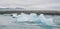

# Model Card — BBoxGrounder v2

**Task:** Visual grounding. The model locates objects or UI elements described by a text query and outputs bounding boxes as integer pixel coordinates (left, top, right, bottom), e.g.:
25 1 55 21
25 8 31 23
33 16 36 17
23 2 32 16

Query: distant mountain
0 8 25 11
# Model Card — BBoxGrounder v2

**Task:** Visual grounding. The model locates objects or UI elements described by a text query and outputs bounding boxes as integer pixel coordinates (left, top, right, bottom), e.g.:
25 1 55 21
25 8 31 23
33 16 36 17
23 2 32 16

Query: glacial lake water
0 14 60 29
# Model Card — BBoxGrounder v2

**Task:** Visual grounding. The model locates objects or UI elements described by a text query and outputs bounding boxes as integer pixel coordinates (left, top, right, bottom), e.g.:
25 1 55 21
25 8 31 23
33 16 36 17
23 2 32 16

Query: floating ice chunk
38 14 47 23
16 13 38 22
29 13 38 21
20 13 27 16
30 13 37 17
17 16 29 22
11 13 18 18
38 14 55 26
17 13 30 22
46 18 56 26
12 13 26 18
16 13 56 26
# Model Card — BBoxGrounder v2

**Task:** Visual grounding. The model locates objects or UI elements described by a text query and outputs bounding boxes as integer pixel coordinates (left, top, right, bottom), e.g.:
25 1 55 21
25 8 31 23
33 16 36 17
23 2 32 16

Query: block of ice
15 13 56 26
30 13 37 18
29 13 38 21
11 13 18 18
17 13 31 22
17 13 38 22
38 14 55 26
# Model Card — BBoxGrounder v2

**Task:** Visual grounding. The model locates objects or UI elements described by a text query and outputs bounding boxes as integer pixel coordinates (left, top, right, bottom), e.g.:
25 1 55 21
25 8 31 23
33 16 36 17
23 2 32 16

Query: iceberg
30 13 37 17
38 14 56 26
12 13 56 26
16 13 38 22
11 13 18 18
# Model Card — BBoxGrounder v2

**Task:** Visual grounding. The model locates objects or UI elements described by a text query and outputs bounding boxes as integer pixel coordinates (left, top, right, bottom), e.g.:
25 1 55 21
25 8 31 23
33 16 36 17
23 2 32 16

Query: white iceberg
11 13 18 18
16 13 38 22
13 13 56 26
38 14 56 26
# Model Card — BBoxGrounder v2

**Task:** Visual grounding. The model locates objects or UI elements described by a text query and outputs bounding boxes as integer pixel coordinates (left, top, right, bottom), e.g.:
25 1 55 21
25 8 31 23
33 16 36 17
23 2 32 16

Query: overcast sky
0 0 60 10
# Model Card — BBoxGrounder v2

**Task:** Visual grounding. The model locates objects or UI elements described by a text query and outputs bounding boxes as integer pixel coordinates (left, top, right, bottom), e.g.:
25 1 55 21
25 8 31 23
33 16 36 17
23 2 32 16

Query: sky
0 0 60 10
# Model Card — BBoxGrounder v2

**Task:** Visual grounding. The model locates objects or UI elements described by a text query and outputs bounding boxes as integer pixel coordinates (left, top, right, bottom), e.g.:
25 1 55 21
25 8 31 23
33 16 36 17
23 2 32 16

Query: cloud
0 0 60 10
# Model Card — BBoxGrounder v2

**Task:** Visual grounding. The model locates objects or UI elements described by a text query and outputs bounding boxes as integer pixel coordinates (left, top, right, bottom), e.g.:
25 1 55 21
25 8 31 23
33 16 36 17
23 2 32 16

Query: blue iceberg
12 13 56 26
